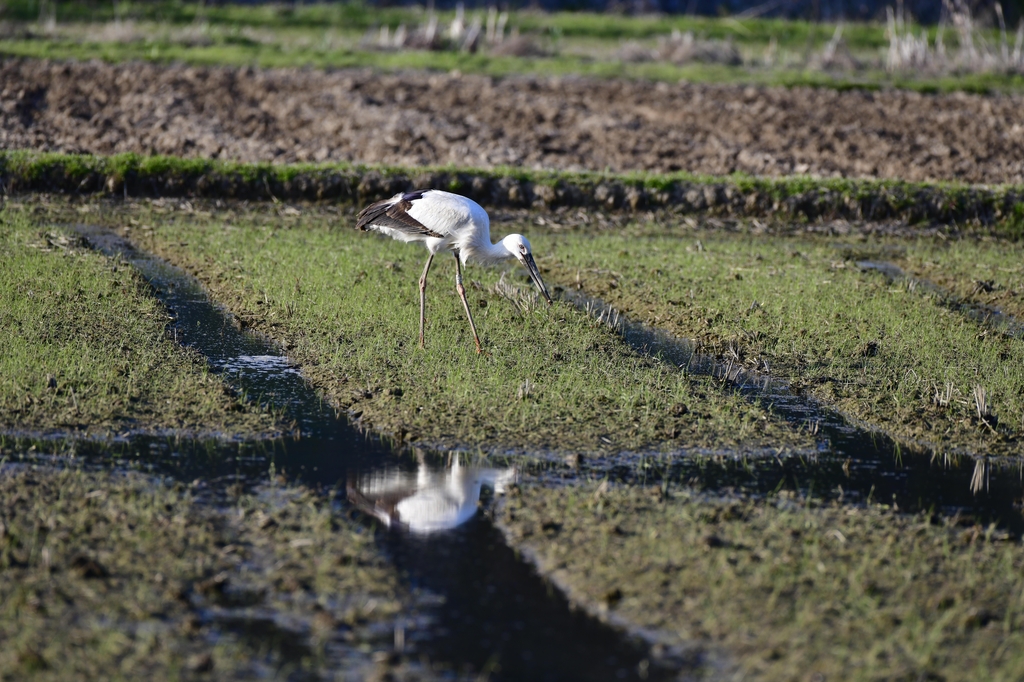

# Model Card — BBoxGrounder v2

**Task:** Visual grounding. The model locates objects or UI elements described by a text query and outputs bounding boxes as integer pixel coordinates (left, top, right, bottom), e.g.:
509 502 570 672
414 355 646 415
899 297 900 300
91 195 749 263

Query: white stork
356 189 552 353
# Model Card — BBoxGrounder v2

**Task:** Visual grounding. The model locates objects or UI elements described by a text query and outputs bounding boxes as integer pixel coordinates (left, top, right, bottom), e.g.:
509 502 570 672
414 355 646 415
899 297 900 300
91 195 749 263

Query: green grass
0 199 276 436
0 462 412 680
12 193 1022 457
4 0 428 32
3 2 1023 93
500 482 1024 680
535 225 1024 456
91 198 813 456
523 12 890 46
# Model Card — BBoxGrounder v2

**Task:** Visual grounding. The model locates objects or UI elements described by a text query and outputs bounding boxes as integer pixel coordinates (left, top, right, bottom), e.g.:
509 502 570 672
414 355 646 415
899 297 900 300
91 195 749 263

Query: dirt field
3 58 1024 185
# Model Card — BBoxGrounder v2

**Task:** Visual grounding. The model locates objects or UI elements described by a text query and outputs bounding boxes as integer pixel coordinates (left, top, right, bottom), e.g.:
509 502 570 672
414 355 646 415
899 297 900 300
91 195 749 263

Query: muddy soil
2 58 1023 184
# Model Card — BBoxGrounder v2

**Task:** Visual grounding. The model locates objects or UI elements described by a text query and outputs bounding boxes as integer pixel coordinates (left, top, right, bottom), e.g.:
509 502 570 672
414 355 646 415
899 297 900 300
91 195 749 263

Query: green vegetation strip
0 200 275 437
541 226 1024 456
5 36 1019 95
4 151 1023 231
0 463 414 680
83 197 810 455
0 1 905 47
2 0 1006 52
499 482 1024 680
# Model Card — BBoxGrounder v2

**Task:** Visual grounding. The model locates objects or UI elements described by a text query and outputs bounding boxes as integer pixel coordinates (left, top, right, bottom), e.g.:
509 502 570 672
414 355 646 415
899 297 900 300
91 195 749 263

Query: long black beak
522 253 553 305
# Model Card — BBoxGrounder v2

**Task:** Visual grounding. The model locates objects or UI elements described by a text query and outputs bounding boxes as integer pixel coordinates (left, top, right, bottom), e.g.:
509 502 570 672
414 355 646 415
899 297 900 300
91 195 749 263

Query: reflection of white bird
356 189 552 353
347 458 517 535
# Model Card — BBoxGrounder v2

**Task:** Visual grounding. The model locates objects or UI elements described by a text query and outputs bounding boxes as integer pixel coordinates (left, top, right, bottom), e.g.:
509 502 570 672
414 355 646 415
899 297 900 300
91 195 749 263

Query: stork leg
453 252 482 354
418 252 434 349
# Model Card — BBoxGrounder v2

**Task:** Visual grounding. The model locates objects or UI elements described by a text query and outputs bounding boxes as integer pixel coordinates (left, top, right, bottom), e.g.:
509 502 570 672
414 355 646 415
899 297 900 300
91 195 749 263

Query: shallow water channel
560 288 1024 534
14 226 1023 679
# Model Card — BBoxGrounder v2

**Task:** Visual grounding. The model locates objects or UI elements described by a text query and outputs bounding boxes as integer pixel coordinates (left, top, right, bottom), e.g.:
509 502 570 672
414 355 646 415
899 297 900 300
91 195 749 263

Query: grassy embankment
499 482 1024 681
3 151 1022 232
32 195 810 457
538 226 1024 457
2 1 1022 93
0 201 276 437
0 462 419 681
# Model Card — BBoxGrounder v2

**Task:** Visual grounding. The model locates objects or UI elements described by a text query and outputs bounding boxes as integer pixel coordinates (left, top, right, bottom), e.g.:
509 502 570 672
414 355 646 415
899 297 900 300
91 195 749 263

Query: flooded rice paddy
4 208 1024 679
15 225 687 680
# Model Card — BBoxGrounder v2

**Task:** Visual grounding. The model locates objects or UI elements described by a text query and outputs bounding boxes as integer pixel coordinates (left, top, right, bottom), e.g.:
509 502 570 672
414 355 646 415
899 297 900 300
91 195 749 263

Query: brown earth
2 58 1024 184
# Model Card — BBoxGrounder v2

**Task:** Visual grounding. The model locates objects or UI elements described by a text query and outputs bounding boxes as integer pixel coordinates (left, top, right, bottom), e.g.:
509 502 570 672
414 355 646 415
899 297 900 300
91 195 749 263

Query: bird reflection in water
347 455 517 535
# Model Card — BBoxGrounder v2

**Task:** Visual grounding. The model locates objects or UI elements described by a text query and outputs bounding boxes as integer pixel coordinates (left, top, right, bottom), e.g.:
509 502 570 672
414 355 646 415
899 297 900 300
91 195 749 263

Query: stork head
501 234 552 305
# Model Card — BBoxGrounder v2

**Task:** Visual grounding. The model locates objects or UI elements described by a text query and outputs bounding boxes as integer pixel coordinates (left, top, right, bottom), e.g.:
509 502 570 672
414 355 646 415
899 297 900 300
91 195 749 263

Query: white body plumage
360 190 527 265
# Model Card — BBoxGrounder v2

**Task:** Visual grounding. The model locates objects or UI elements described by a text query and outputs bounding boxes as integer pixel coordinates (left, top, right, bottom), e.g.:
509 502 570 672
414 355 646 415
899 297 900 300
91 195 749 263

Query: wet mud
3 59 1024 184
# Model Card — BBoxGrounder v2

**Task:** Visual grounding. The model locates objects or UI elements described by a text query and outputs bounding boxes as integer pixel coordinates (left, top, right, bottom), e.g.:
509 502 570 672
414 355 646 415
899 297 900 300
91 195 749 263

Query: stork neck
465 238 513 266
486 239 513 261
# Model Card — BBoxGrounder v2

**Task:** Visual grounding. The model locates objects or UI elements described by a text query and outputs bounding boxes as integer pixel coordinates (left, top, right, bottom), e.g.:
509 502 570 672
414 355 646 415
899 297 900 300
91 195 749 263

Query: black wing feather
355 190 443 238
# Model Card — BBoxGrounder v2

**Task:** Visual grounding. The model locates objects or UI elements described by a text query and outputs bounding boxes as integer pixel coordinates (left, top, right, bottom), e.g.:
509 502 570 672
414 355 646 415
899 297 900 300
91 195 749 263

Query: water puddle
349 455 518 534
57 225 684 680
217 354 303 377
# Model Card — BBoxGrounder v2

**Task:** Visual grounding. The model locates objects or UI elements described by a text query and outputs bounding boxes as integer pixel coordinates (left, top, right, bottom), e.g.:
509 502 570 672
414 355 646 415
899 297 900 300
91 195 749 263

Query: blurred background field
2 0 1024 91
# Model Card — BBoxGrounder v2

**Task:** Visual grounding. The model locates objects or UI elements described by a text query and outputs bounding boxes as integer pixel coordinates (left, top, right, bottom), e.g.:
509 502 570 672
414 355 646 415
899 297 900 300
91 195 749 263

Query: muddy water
69 226 685 681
